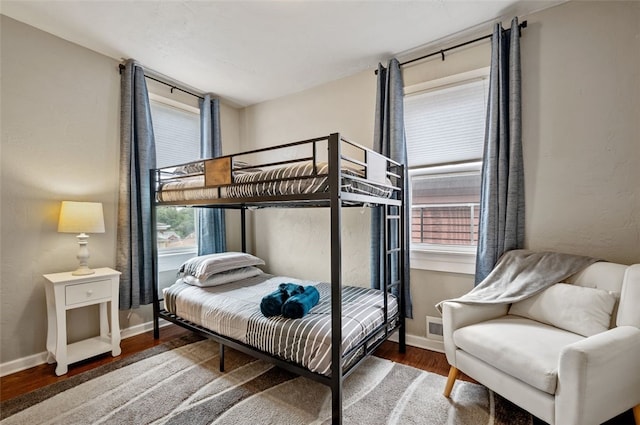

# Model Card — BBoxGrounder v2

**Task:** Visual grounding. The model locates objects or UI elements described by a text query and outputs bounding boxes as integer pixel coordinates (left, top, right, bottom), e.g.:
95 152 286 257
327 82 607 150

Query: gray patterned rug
1 335 534 425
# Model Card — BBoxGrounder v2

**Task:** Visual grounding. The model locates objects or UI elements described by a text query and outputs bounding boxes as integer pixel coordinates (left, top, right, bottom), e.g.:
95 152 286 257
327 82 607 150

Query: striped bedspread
163 274 398 376
157 161 392 202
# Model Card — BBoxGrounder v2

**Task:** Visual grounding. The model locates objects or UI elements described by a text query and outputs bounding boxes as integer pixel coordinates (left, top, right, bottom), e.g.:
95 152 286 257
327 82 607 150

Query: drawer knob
86 290 93 297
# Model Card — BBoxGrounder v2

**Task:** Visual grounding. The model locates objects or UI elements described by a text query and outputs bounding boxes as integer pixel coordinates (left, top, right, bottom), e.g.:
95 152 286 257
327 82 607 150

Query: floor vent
426 316 444 341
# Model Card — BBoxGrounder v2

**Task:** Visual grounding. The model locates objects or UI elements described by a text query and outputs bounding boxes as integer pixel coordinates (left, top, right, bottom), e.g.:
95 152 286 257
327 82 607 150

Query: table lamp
58 201 105 275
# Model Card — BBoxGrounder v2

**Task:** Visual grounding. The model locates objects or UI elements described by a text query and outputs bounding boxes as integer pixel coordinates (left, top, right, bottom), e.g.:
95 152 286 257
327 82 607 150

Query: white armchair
441 261 640 425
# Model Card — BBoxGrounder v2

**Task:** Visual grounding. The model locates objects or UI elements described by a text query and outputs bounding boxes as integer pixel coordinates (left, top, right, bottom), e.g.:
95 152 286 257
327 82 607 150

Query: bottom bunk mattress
163 274 398 376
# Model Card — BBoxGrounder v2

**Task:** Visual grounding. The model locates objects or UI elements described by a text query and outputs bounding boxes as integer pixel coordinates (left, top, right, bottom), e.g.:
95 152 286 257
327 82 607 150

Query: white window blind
404 78 488 168
150 100 200 168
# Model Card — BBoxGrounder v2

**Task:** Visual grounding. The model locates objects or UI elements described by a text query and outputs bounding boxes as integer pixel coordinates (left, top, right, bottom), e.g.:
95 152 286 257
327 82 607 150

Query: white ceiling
1 0 561 107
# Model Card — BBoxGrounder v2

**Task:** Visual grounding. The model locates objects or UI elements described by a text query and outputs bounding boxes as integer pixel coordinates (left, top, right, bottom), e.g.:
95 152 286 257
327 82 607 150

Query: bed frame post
241 207 247 253
219 343 225 372
150 169 160 339
382 204 389 324
328 132 343 425
398 163 407 353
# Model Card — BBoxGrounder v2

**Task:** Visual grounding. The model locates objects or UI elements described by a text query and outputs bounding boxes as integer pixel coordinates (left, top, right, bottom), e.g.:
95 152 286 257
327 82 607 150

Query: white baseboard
0 319 171 377
1 321 442 377
387 332 445 354
120 319 171 340
0 352 51 378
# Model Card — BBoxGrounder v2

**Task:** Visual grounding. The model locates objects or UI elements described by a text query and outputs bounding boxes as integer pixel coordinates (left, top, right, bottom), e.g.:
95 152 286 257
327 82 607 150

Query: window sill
410 246 476 275
158 248 197 273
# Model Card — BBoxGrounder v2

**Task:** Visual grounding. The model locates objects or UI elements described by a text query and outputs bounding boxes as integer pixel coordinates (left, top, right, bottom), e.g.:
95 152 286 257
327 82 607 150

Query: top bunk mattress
156 161 394 203
163 273 398 376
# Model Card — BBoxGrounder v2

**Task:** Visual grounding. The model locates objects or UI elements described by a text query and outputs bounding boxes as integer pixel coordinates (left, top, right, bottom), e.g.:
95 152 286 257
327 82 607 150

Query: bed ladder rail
383 204 401 297
382 203 405 352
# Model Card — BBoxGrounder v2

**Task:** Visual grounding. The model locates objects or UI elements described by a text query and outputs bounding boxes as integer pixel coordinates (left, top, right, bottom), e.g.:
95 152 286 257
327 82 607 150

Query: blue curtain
197 94 226 255
371 58 413 318
475 17 525 284
116 59 156 309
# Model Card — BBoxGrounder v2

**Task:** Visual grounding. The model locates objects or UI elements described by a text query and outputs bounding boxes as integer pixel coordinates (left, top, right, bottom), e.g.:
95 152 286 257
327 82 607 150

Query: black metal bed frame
150 133 407 425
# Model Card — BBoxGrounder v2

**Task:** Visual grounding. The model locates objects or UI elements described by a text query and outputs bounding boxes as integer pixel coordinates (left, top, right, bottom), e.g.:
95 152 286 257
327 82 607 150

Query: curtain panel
371 58 413 318
197 94 226 255
116 59 157 309
475 17 525 284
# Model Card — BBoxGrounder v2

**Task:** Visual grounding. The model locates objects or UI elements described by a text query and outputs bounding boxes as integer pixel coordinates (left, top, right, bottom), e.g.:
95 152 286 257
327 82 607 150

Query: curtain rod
118 63 205 100
378 20 527 73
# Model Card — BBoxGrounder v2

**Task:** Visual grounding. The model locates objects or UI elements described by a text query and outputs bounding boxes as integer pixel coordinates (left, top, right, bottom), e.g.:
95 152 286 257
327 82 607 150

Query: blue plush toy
282 286 320 319
260 283 304 317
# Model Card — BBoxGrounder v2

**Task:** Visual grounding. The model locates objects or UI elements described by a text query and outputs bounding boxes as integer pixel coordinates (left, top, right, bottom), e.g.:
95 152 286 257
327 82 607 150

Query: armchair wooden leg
444 366 459 398
633 404 639 425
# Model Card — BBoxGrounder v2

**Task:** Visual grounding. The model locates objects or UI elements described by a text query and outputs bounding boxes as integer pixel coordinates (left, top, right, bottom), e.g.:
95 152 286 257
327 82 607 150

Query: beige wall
521 1 639 265
240 72 378 285
1 15 120 364
1 0 639 367
0 16 242 365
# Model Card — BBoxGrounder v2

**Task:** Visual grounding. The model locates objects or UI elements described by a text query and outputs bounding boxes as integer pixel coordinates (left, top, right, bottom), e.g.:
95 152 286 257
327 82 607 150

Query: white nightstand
43 267 122 376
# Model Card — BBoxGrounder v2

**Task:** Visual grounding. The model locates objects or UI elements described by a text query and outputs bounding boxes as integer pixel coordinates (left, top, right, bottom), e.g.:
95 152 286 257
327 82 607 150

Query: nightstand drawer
65 280 112 306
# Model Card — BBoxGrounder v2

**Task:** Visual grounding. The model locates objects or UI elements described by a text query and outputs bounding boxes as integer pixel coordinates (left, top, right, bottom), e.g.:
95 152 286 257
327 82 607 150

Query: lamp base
71 266 95 276
73 233 94 276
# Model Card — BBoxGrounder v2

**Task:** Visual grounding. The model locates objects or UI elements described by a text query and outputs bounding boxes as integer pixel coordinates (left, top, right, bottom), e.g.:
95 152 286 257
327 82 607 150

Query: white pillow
508 283 617 337
179 252 265 281
173 161 204 175
181 266 263 287
232 160 262 175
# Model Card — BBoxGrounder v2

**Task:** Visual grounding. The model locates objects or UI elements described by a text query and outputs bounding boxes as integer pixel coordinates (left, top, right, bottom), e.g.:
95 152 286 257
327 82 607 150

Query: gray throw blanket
436 250 600 312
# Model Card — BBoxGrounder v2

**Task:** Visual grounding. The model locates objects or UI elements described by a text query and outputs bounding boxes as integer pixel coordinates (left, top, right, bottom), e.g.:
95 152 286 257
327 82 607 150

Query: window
410 163 481 245
149 95 200 259
404 68 489 273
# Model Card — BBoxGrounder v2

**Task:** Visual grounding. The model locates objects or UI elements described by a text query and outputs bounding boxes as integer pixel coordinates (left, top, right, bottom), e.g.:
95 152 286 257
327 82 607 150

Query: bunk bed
151 132 407 425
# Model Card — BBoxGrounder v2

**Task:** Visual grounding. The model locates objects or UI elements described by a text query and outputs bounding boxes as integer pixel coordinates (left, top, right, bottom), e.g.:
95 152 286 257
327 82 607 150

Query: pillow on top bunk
173 162 204 175
181 266 263 287
172 160 260 176
232 160 262 175
179 251 265 281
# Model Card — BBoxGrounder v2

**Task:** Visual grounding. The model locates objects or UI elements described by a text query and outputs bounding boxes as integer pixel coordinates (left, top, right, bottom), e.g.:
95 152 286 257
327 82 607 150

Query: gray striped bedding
163 274 398 376
157 161 392 202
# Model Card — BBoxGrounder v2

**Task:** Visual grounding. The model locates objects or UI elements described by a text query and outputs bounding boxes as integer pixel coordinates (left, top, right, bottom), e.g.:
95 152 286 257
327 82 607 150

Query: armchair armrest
556 326 640 425
441 301 509 365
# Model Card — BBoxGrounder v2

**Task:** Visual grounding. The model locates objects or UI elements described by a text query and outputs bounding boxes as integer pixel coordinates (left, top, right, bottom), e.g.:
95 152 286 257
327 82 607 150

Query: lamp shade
58 201 105 234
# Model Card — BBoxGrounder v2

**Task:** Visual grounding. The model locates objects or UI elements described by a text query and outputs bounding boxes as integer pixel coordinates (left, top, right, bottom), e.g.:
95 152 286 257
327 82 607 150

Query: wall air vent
426 316 444 341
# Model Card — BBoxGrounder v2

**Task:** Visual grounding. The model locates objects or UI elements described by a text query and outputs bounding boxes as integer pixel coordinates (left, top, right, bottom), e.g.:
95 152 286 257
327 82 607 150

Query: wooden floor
5 326 637 424
1 324 473 402
1 325 189 401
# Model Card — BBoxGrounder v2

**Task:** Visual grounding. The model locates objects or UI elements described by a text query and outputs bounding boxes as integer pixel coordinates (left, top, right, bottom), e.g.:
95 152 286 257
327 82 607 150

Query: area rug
1 335 534 425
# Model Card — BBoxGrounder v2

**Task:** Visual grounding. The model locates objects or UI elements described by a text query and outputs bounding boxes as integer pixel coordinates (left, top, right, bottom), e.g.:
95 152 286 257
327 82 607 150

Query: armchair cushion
509 283 617 337
453 315 584 394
